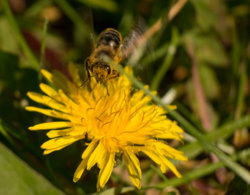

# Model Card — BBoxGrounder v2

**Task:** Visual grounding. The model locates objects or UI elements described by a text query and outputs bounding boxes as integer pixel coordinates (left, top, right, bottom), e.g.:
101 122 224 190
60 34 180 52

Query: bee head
91 61 111 82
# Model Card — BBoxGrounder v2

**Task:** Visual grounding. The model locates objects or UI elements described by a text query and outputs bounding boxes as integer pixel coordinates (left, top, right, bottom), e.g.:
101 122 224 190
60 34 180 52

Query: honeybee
84 27 144 84
85 28 123 84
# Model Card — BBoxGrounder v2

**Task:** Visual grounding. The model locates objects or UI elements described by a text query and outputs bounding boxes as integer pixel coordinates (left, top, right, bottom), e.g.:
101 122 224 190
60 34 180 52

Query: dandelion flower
26 63 187 190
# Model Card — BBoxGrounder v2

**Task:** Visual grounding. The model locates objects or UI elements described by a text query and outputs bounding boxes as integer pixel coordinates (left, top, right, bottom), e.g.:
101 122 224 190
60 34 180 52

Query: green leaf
193 35 228 67
190 0 216 30
0 143 64 195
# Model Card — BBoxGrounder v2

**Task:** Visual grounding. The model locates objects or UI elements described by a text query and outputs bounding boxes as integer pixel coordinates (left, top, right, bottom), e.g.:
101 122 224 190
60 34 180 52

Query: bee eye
105 65 111 74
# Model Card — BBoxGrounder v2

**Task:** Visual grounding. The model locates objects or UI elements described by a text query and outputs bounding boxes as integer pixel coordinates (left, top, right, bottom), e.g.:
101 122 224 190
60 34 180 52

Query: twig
168 0 188 21
186 38 212 131
186 38 228 184
126 0 188 57
40 18 49 69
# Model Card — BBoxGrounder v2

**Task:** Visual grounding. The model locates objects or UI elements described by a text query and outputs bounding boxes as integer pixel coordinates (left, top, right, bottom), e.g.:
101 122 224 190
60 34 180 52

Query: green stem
40 18 49 68
109 60 250 184
151 28 179 90
235 63 247 119
2 0 40 71
150 165 168 182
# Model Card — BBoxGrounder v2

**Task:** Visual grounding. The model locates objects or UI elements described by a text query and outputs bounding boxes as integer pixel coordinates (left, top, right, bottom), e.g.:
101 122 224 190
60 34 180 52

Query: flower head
26 63 187 190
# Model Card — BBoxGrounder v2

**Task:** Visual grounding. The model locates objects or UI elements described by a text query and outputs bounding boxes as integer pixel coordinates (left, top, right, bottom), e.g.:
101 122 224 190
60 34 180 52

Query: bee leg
81 70 91 87
81 59 91 87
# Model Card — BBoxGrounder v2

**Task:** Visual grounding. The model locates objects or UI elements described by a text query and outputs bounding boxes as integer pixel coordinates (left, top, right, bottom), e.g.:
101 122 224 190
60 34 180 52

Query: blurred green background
0 0 249 194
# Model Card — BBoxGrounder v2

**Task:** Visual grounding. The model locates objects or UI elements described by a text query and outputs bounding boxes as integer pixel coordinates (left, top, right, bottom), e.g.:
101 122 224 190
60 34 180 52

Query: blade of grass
176 103 205 131
0 119 14 145
150 165 168 182
108 59 250 184
40 18 49 69
235 64 247 120
180 114 250 158
2 0 40 71
141 42 169 68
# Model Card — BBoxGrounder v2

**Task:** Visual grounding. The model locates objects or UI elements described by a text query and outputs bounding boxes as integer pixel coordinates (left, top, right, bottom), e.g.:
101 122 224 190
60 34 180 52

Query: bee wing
119 19 146 61
119 18 152 67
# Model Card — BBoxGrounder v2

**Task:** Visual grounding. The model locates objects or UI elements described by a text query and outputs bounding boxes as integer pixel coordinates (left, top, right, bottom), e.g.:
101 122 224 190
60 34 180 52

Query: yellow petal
73 160 87 182
167 105 177 110
142 149 167 173
52 70 72 93
27 92 44 103
162 158 182 178
124 150 141 179
41 69 71 93
39 83 58 98
72 141 99 182
155 132 183 140
68 62 83 86
168 121 184 133
41 136 80 150
123 151 141 189
81 140 98 159
43 146 66 155
29 121 71 130
58 89 77 108
27 92 68 113
87 141 104 170
142 144 184 177
96 145 109 169
155 141 187 161
25 106 69 120
41 69 53 83
127 174 141 189
97 153 115 190
46 128 85 138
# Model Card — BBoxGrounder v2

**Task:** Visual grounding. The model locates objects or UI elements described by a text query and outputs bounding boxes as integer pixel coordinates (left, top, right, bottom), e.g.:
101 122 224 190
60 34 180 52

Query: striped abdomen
96 28 122 52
